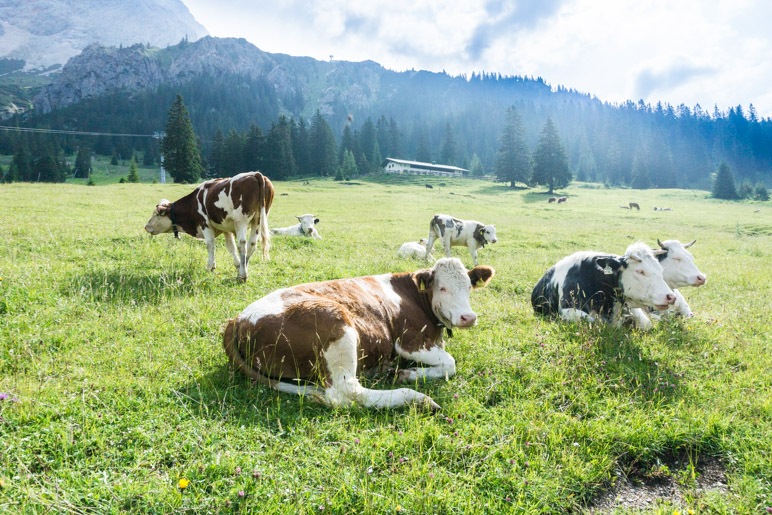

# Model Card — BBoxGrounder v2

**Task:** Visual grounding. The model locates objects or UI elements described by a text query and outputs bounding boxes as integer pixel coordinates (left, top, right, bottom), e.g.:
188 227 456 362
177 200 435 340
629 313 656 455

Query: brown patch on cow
226 272 446 386
469 265 495 288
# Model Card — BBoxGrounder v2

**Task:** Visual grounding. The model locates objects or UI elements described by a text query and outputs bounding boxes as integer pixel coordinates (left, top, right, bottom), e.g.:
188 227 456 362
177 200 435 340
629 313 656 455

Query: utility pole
153 131 166 183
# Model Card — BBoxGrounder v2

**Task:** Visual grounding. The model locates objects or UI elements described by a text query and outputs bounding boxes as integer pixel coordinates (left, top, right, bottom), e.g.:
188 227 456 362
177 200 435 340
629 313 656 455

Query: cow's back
199 172 273 226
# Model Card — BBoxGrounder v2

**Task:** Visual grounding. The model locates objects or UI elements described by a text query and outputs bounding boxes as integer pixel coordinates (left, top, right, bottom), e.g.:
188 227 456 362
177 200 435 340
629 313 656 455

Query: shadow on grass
63 268 234 305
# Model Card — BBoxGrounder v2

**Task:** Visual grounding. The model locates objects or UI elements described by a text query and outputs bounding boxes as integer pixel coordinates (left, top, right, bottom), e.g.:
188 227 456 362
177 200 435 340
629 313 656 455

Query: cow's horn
684 239 696 248
657 238 667 249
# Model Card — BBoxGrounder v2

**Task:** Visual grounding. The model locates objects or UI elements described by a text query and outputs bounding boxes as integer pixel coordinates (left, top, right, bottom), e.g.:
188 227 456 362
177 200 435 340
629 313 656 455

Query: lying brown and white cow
223 257 495 410
144 171 274 281
425 214 497 266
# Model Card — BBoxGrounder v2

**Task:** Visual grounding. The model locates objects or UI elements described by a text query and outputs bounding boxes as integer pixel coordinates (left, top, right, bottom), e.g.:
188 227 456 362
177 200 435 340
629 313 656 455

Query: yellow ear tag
419 279 426 291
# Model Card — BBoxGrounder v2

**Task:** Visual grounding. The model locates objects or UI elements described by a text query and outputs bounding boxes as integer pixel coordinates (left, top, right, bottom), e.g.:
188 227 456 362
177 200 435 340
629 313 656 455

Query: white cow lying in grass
629 239 707 327
398 238 432 260
271 214 322 239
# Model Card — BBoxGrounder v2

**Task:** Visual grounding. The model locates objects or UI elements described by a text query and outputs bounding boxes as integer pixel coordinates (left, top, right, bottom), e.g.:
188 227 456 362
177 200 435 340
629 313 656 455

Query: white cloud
182 0 772 117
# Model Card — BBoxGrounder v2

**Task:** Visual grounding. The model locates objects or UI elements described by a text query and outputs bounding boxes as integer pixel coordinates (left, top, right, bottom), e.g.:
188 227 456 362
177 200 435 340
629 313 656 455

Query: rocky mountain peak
0 0 208 71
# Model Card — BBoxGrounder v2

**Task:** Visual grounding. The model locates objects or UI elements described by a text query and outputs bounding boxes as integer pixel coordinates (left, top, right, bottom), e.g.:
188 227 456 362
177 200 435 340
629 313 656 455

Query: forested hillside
1 36 770 189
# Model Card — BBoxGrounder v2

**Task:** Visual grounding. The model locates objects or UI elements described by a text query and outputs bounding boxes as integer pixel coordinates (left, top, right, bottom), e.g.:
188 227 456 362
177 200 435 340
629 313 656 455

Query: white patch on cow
618 242 675 310
323 326 439 409
242 289 288 325
429 257 478 328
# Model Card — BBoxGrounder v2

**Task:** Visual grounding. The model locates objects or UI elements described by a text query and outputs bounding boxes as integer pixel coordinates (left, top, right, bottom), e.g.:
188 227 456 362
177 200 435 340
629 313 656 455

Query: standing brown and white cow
144 171 274 281
223 257 495 410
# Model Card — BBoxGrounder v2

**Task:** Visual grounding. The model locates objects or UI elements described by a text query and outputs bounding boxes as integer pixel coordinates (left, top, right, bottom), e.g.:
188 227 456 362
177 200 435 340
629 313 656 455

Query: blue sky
182 0 772 118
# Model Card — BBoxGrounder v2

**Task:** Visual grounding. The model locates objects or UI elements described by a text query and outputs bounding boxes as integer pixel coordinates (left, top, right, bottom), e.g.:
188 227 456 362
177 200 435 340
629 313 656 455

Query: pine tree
754 182 769 201
531 117 571 194
712 161 737 199
439 123 457 166
73 147 92 179
309 110 338 176
495 106 531 188
264 116 296 180
126 158 140 183
341 149 358 179
161 94 204 184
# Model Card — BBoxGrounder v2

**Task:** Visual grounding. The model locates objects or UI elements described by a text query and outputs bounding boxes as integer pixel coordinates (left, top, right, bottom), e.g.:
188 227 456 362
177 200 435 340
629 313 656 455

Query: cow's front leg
323 327 439 410
223 233 241 269
559 308 595 323
629 307 654 330
394 342 456 382
671 289 693 317
203 228 218 271
468 244 479 266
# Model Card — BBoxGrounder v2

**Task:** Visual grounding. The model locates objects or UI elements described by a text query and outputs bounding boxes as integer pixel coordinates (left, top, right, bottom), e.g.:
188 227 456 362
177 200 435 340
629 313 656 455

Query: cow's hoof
397 369 417 382
237 276 248 283
425 398 441 411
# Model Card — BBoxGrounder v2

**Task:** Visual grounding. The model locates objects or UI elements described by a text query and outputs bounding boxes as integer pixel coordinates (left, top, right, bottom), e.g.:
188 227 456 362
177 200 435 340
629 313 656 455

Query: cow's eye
636 269 646 276
439 287 447 293
673 257 682 262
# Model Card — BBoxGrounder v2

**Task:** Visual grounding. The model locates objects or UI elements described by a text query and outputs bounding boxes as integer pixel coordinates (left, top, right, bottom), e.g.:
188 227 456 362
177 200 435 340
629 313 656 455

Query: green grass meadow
1 177 771 513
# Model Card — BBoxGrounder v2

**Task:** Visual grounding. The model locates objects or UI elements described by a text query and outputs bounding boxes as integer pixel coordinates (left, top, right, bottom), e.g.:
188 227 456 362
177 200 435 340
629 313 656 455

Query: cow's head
610 242 675 310
144 199 174 235
477 224 498 245
412 257 494 329
656 239 707 288
296 214 320 237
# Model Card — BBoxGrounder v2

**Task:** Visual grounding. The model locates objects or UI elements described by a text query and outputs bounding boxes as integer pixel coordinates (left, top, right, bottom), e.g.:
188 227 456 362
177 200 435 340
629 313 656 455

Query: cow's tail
222 318 281 390
258 173 274 261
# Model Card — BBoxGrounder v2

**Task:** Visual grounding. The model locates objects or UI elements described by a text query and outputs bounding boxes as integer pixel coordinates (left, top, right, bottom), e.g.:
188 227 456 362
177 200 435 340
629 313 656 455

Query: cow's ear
157 199 171 215
412 270 434 292
469 266 495 288
594 256 624 275
314 218 320 224
296 216 302 222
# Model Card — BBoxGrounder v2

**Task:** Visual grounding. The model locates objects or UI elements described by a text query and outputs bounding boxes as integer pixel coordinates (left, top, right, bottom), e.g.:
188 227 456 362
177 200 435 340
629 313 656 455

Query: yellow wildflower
178 478 190 490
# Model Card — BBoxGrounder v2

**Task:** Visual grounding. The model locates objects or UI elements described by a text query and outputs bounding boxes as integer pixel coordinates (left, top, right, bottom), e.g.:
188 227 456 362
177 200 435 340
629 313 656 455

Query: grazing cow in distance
425 184 434 189
548 197 557 203
398 238 432 260
531 242 676 329
144 171 273 281
425 214 497 266
271 214 322 239
557 196 567 203
223 258 495 410
629 202 640 210
629 239 707 325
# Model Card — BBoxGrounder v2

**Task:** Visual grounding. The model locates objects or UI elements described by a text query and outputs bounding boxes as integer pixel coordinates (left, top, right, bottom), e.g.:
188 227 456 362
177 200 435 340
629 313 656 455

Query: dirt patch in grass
587 455 728 512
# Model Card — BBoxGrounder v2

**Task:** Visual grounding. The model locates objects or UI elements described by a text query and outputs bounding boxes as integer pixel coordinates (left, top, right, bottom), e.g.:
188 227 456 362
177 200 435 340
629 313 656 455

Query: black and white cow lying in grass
271 214 322 239
425 214 497 266
628 239 707 326
531 242 676 329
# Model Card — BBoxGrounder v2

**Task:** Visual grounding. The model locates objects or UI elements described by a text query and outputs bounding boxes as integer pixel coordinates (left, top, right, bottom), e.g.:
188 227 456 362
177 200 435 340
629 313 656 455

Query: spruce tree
161 94 204 184
754 182 769 201
126 158 140 183
74 147 92 179
531 117 571 194
495 106 531 188
439 123 457 166
712 162 737 199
